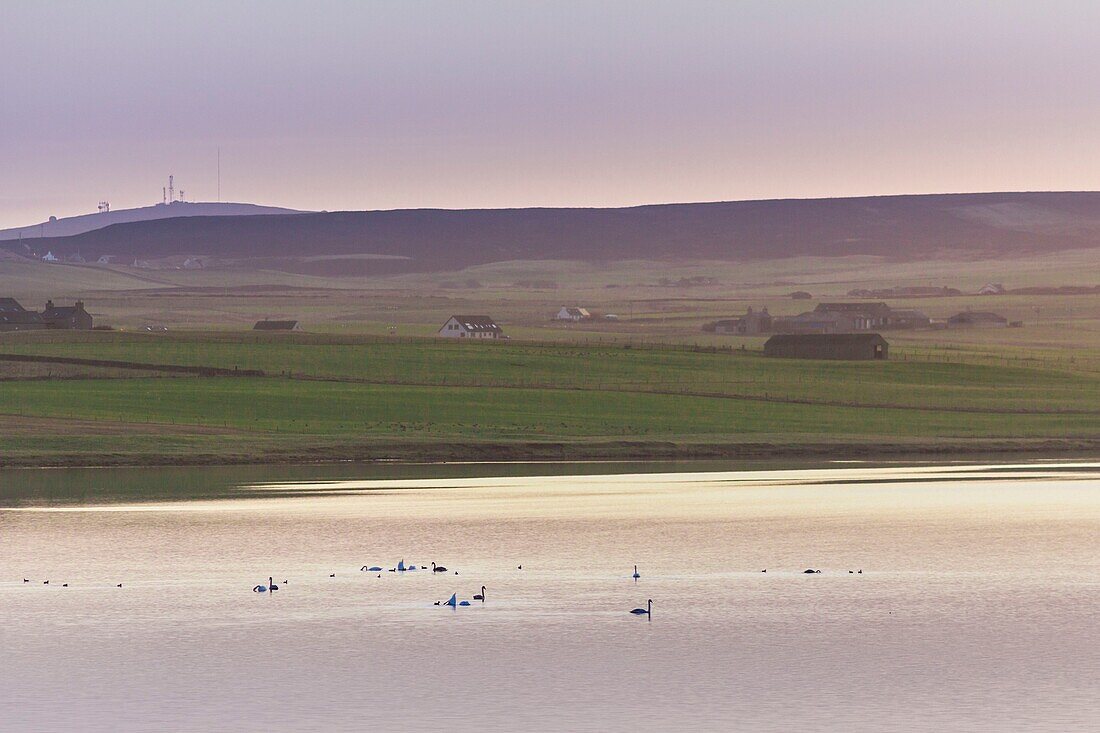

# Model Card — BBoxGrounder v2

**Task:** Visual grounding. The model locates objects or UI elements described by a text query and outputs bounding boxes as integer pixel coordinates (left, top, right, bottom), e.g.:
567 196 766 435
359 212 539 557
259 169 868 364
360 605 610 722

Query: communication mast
98 201 110 213
168 174 175 204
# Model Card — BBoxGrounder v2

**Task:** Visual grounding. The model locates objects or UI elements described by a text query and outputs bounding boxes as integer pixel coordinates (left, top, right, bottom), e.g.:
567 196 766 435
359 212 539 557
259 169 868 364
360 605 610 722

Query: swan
23 578 29 583
116 584 123 588
632 565 640 580
630 599 653 616
268 577 279 591
803 569 821 574
473 586 486 601
43 580 49 585
761 569 767 573
329 573 336 578
431 562 447 573
367 566 382 572
253 585 267 593
459 601 471 606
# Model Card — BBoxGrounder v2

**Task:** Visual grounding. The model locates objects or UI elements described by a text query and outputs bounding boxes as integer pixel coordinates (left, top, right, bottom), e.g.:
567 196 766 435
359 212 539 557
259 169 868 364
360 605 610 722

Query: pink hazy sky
2 1 1099 228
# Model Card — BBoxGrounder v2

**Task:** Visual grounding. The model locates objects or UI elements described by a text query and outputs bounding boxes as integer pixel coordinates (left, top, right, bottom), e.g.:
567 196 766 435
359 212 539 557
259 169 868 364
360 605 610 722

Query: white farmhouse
438 315 504 339
42 251 59 262
555 306 591 321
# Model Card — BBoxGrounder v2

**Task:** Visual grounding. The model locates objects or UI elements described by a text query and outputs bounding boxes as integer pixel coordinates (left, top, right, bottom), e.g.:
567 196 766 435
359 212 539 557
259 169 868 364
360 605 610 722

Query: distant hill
0 201 305 241
6 192 1100 275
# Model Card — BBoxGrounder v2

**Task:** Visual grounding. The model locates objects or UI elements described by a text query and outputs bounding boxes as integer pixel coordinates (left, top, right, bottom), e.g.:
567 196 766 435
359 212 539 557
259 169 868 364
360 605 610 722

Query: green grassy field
2 331 1098 411
2 330 1100 466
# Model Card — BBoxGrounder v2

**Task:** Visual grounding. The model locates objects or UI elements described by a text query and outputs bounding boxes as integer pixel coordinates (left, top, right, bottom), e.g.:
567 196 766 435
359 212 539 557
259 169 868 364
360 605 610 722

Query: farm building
887 308 931 329
1 298 93 331
438 315 504 339
814 302 892 330
253 320 301 331
712 307 772 335
0 298 45 331
947 311 1008 327
771 311 854 334
555 306 591 321
764 333 889 360
41 300 93 330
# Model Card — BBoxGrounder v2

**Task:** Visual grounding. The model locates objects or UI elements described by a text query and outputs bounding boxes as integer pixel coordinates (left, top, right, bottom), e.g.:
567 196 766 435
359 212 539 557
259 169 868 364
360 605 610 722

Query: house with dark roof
764 333 889 360
0 298 46 331
41 300 93 330
253 319 301 331
438 315 504 339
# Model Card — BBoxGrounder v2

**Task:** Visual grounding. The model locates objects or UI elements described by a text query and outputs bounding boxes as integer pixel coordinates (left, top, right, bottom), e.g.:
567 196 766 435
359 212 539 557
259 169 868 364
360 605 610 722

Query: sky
2 0 1100 228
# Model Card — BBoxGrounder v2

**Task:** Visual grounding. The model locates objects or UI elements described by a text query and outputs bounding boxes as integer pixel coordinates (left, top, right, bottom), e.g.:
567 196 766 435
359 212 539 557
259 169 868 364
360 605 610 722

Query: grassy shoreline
3 436 1099 469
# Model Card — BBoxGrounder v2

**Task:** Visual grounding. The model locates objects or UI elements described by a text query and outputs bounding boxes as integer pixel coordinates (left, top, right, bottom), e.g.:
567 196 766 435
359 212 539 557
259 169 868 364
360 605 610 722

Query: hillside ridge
6 191 1100 275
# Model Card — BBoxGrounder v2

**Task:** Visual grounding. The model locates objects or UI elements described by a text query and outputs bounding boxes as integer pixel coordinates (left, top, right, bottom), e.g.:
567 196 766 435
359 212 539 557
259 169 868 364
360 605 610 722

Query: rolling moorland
10 191 1100 276
2 192 1100 466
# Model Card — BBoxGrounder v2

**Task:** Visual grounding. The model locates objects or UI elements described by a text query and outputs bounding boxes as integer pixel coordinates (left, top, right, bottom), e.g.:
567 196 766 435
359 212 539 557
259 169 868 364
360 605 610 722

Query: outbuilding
947 311 1008 327
764 333 888 360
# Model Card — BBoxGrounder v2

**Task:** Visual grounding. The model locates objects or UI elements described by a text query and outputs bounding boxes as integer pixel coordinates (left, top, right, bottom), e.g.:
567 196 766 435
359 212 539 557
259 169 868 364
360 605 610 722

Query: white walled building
554 306 591 321
438 315 504 339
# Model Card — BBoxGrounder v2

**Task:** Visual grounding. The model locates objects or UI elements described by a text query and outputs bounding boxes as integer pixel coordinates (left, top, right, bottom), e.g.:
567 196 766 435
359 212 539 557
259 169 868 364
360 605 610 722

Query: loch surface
2 461 1098 732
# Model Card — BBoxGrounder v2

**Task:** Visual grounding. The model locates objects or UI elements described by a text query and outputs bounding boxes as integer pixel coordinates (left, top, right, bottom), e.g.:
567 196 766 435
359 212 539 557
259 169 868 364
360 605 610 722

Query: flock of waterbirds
20 563 864 616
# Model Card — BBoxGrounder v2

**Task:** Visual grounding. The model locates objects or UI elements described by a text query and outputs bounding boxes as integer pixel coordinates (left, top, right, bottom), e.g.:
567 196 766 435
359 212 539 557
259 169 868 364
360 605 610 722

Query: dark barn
764 333 889 360
253 320 300 331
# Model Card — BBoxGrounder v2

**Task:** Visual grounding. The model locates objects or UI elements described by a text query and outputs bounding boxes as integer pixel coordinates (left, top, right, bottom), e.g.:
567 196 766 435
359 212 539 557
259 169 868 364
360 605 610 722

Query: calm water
1 461 1098 732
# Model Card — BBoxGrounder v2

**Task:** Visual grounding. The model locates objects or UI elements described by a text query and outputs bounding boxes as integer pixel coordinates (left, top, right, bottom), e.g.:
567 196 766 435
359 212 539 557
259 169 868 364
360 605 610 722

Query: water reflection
1 461 1098 732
